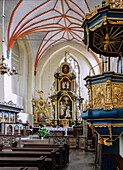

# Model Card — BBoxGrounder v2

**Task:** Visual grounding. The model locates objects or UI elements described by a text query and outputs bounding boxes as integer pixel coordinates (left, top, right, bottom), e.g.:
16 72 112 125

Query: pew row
0 156 45 170
22 143 69 163
0 151 56 170
12 147 63 170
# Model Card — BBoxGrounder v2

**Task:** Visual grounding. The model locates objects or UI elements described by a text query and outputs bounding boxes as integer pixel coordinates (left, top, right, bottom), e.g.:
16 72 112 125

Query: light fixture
0 0 18 76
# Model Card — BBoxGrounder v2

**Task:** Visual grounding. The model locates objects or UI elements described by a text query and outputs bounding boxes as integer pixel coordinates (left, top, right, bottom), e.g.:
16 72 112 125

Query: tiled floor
63 149 98 170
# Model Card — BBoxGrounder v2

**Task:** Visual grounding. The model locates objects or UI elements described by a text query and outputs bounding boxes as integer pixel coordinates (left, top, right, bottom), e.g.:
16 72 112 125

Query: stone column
0 76 4 102
82 120 88 137
5 124 7 134
18 125 21 134
55 101 57 120
9 112 10 123
12 125 14 135
104 80 113 110
104 56 108 72
14 113 15 123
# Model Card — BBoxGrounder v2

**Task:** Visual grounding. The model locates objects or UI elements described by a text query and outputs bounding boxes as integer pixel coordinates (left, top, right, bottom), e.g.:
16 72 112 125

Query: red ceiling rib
11 9 54 38
14 23 62 39
68 0 85 15
53 0 59 9
84 0 91 13
61 0 65 14
37 30 63 59
64 0 70 9
35 31 64 73
8 0 23 47
7 0 101 75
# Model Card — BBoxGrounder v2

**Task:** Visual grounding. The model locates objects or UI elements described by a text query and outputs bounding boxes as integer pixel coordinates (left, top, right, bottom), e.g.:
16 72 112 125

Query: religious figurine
65 106 71 118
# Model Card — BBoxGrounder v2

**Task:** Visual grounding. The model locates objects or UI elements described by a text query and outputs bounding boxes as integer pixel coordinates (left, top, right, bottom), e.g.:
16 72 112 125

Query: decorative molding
108 20 123 25
86 80 123 111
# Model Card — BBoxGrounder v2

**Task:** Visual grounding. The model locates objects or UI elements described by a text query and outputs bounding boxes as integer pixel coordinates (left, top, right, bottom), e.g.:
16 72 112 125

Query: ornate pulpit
82 1 123 169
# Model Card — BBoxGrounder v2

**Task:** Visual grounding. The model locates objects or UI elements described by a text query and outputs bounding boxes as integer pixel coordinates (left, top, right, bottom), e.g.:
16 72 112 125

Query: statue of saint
65 106 71 118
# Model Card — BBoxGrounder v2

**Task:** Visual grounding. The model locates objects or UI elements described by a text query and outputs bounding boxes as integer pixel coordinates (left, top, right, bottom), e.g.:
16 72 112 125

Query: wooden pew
0 150 56 170
116 155 123 170
0 156 45 170
0 167 38 170
12 147 63 170
23 143 69 164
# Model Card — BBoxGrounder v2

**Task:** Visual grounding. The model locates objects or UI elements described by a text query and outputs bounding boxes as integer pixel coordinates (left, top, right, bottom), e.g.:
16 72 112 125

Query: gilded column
104 80 113 110
87 85 92 109
55 101 57 120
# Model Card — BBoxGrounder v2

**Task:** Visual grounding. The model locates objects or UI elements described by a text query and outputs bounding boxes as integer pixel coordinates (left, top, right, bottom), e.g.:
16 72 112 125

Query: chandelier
0 0 18 76
0 56 18 75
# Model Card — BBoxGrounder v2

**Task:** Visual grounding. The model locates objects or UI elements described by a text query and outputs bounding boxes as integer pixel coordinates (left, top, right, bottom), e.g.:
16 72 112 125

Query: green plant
71 121 75 126
38 127 50 137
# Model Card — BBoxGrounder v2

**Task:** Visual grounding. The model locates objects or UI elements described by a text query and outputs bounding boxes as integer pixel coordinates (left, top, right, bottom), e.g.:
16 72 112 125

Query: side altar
32 90 52 126
0 101 23 147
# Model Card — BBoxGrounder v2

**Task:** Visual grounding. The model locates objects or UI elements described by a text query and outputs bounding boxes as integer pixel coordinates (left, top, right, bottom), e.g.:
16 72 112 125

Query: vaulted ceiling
0 0 101 73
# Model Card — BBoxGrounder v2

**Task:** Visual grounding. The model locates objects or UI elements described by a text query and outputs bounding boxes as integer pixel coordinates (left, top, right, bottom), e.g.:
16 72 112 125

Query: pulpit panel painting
59 96 72 119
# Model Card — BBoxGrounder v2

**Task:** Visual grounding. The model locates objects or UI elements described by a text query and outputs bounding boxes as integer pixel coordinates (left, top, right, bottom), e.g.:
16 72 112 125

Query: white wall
18 112 34 126
35 41 100 102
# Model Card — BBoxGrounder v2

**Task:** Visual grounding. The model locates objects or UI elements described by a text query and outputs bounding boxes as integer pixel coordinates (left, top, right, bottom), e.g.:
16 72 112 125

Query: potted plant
38 127 50 140
71 121 75 127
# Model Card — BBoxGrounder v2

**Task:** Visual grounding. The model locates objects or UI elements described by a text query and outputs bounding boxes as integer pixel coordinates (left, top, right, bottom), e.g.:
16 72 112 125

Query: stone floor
63 149 98 170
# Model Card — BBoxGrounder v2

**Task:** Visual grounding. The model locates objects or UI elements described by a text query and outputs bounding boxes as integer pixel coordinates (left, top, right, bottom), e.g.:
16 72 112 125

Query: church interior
0 0 123 169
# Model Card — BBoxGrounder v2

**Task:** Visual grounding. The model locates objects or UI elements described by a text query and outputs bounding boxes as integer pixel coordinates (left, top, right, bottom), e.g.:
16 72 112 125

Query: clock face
62 65 69 74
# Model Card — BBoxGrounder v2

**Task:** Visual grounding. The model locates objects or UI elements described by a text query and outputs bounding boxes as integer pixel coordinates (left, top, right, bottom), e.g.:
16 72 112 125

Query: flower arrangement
38 127 50 138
